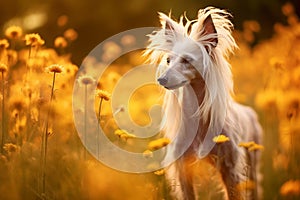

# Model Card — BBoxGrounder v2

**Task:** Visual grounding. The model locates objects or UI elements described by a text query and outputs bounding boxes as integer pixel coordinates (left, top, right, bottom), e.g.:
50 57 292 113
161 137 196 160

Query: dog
145 7 263 200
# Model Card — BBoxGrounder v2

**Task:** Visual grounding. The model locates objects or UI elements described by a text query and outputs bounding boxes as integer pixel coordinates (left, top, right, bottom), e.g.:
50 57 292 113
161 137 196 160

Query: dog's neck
190 77 206 107
188 77 210 144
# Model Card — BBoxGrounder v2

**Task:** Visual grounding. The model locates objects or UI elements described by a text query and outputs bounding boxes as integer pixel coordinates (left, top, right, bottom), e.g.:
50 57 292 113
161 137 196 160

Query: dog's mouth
164 80 189 90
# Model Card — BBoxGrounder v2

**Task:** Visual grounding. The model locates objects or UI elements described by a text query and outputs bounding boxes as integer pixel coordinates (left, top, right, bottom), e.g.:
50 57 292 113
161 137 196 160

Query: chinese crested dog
145 7 263 200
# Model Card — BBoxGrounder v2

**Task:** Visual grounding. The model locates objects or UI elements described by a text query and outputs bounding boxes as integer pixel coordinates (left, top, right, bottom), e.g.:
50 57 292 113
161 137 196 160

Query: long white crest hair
145 7 239 158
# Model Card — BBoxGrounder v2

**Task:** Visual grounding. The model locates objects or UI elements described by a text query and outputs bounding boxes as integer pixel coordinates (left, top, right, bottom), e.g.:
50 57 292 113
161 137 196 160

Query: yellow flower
239 141 264 152
78 75 95 86
96 89 111 101
0 39 9 49
0 155 7 163
46 64 64 73
120 132 136 140
57 15 68 27
213 134 230 144
0 63 8 73
25 33 45 46
54 36 68 48
282 2 295 17
248 144 264 152
64 28 78 41
5 26 23 39
154 169 165 176
114 129 125 137
280 180 300 196
121 34 136 46
143 149 153 158
148 138 170 150
238 141 256 148
114 129 136 140
3 143 20 153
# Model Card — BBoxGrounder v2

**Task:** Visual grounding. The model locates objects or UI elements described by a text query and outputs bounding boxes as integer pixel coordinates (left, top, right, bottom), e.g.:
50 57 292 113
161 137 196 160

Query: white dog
145 7 263 200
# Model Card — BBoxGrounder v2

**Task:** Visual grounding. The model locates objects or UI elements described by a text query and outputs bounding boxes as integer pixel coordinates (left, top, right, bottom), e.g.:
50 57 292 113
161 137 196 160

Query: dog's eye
166 57 170 64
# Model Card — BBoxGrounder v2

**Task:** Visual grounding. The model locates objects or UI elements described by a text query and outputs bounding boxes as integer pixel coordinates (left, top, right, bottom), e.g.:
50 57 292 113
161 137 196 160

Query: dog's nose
157 77 168 85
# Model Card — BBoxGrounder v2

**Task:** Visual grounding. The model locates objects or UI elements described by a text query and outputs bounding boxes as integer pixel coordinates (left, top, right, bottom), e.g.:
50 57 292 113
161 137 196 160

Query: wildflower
0 155 7 163
154 169 165 176
248 144 264 152
121 132 136 140
143 149 153 158
0 39 9 49
78 75 95 86
54 36 68 48
64 28 78 41
148 138 170 150
0 63 8 73
57 15 68 27
243 20 260 33
3 143 20 153
282 2 295 17
96 89 111 101
213 134 230 144
25 33 45 46
114 129 127 137
103 41 121 55
121 34 136 46
5 26 23 39
46 64 64 73
114 129 136 140
238 141 256 148
239 141 264 152
280 180 300 196
102 41 121 62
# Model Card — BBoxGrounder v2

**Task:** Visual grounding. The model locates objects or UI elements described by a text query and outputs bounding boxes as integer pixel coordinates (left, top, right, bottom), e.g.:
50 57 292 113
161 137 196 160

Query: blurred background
1 0 300 200
1 0 299 65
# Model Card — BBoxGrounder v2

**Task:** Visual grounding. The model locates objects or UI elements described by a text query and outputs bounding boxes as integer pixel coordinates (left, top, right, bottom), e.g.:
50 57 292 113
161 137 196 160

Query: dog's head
157 13 218 90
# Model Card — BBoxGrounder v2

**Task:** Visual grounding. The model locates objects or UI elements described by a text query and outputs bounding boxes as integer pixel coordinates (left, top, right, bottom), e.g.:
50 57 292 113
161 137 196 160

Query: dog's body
145 7 262 200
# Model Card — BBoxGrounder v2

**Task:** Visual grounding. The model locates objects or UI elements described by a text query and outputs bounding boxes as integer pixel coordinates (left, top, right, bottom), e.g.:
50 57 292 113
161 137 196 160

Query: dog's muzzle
157 77 168 86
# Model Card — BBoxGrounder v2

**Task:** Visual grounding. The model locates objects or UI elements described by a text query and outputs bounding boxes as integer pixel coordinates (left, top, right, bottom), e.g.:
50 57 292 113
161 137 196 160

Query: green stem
84 85 87 160
97 98 103 158
41 72 56 198
11 40 16 51
253 151 257 200
26 95 32 142
24 47 31 84
98 98 103 123
1 72 5 153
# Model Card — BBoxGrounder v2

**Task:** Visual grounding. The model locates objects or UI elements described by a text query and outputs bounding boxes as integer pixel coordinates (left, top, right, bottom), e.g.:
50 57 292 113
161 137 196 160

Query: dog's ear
202 14 218 48
165 20 175 32
158 12 177 36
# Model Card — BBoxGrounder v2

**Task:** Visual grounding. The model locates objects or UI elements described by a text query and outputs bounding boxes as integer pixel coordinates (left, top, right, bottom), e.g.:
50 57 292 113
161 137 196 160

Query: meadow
0 3 300 200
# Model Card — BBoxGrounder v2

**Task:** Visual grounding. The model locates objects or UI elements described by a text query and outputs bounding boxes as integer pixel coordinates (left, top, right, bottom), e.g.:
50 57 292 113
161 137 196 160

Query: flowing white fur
145 7 262 200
